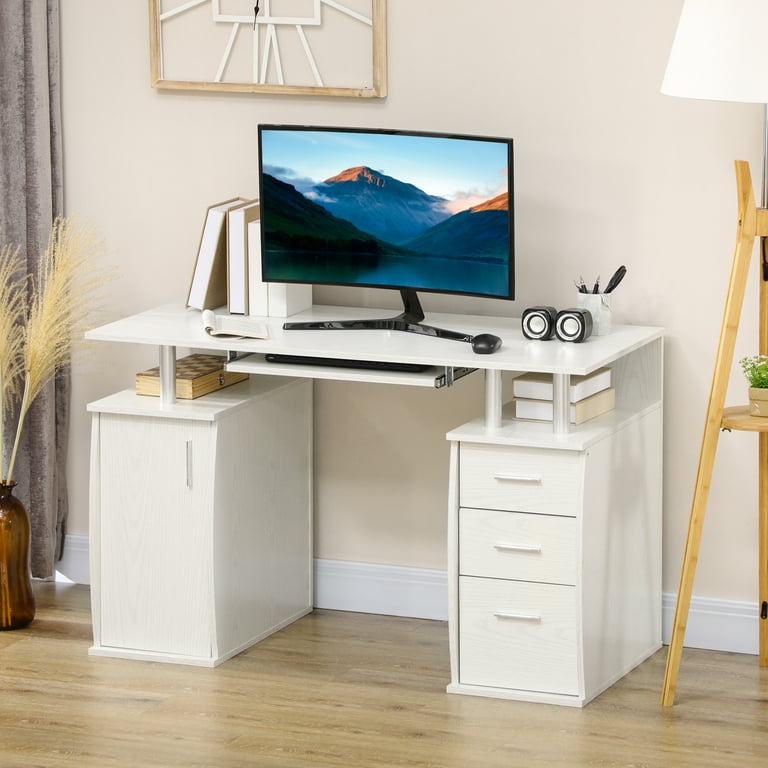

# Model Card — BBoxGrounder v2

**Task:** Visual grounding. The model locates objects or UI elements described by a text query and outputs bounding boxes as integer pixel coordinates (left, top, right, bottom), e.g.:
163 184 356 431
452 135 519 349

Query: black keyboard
264 353 433 373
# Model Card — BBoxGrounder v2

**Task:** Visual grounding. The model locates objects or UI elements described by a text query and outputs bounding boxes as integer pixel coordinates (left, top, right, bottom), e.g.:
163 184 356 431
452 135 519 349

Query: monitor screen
257 125 514 302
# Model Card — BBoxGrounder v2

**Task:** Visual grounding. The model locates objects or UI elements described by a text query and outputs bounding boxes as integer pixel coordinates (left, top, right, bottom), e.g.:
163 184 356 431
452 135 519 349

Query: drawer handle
493 473 542 484
494 611 542 622
494 542 542 553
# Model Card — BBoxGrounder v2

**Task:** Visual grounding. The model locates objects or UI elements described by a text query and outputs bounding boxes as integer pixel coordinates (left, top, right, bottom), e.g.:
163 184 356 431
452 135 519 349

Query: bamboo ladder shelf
662 160 768 706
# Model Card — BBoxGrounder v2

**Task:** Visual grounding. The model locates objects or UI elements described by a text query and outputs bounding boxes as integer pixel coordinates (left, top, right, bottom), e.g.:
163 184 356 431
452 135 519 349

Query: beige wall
61 1 764 600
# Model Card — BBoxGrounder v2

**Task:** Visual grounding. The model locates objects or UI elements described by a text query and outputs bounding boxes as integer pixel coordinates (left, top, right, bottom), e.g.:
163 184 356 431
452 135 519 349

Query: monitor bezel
256 123 515 302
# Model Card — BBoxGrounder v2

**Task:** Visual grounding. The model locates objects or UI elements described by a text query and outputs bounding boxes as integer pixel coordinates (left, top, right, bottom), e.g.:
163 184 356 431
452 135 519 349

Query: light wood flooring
1 582 767 767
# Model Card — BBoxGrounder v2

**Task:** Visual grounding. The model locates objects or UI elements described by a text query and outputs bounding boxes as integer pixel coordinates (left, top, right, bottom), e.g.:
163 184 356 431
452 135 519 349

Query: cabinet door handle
494 611 542 622
493 473 542 484
494 542 542 553
186 440 193 489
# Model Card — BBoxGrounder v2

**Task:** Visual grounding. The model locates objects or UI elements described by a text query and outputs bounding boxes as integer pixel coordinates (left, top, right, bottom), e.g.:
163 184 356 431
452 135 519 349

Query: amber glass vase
0 482 35 630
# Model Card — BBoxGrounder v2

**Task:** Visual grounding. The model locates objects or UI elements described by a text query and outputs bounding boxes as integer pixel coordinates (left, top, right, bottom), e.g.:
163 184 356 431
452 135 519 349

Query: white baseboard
55 533 90 585
313 558 449 621
57 538 761 654
661 592 760 655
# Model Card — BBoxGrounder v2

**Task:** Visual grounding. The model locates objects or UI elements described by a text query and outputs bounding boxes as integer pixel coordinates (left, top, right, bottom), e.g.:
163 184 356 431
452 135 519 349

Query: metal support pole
158 345 177 407
484 369 502 429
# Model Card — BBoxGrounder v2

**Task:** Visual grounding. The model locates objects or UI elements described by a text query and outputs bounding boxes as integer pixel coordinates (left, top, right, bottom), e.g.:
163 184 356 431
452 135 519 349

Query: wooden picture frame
148 0 387 98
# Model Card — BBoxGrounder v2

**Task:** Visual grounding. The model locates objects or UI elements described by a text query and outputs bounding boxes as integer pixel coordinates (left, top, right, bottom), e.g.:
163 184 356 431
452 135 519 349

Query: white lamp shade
662 0 768 103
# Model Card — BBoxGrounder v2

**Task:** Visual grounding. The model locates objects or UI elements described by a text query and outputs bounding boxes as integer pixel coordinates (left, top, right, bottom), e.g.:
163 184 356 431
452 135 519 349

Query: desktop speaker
555 308 593 343
521 306 557 340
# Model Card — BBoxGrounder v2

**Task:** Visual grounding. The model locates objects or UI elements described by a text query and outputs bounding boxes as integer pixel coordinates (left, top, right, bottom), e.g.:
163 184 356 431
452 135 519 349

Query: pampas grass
0 243 26 480
1 218 109 484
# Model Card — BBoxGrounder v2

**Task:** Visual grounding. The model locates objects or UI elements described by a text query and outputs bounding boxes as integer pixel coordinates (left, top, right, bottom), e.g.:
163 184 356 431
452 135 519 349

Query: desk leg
158 346 177 407
552 373 569 437
484 369 502 429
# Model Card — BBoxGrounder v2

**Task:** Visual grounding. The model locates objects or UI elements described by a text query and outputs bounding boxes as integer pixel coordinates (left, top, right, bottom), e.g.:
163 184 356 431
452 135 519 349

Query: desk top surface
86 304 663 377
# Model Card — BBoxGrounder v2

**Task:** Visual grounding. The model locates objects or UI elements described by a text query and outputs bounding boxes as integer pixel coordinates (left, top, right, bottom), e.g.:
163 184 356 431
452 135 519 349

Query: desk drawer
459 508 577 584
459 576 579 694
459 444 581 516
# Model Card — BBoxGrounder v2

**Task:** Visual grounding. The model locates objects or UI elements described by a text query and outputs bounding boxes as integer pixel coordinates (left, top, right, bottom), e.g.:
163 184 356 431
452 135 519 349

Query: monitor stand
282 289 473 344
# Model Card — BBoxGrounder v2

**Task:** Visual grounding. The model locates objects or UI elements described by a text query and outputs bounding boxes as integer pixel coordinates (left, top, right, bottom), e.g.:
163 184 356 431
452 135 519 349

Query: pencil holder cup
576 292 612 336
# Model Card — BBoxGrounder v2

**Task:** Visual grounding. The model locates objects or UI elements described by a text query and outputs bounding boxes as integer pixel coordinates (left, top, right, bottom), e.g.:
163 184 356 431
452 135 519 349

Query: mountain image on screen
313 166 452 244
263 168 508 254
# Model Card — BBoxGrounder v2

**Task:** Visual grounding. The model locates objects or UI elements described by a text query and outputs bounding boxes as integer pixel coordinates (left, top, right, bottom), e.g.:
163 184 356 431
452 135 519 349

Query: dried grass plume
1 218 110 483
0 243 26 477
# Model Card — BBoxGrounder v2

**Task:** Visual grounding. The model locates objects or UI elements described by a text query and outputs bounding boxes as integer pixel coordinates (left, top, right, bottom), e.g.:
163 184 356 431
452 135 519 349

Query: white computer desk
85 303 663 706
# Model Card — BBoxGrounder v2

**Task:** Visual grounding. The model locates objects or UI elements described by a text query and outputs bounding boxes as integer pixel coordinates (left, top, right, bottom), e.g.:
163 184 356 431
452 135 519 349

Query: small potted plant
739 355 768 416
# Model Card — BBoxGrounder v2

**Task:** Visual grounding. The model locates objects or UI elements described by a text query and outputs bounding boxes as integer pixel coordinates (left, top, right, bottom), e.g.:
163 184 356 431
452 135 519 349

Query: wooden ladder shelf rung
721 405 768 431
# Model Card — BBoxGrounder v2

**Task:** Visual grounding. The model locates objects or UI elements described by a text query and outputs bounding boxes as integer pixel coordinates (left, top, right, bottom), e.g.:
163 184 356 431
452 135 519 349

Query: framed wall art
148 0 387 98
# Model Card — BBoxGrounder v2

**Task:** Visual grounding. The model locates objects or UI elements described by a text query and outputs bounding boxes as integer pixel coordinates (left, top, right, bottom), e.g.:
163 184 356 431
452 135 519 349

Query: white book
247 219 313 317
187 197 246 310
514 387 616 425
512 368 611 403
267 282 313 317
247 218 269 316
201 309 269 339
227 199 260 315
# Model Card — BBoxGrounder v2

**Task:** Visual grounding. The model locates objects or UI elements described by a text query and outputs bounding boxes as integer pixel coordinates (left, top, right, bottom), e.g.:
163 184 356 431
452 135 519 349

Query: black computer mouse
471 333 502 354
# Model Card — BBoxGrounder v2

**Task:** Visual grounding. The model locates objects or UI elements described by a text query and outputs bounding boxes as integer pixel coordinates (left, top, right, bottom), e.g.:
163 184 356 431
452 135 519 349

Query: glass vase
0 482 35 630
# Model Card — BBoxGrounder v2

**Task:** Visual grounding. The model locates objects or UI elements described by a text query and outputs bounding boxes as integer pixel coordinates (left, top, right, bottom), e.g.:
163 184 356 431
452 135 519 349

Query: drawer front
459 443 581 516
459 508 577 584
459 576 579 695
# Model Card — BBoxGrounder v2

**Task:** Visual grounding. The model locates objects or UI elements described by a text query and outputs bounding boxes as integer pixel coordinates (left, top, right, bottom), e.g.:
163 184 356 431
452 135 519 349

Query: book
512 368 612 403
266 282 313 317
247 218 313 317
202 309 269 339
187 197 246 311
135 353 248 399
247 217 269 315
227 199 260 315
514 387 616 425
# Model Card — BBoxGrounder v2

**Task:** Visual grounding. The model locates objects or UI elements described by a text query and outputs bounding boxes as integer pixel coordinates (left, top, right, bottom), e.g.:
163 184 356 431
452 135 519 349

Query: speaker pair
521 306 593 343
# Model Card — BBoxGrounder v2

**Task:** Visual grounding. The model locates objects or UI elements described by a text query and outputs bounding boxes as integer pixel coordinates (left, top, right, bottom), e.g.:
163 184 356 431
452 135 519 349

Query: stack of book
513 368 614 424
186 197 311 317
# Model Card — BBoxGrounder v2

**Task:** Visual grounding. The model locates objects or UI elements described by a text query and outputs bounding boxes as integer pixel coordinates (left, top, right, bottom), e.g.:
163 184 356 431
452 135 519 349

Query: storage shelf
447 403 661 450
86 378 291 420
721 405 768 432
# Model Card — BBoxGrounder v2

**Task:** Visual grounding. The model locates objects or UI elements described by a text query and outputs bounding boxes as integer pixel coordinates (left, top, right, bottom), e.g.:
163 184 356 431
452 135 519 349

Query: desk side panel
580 407 663 701
212 378 313 655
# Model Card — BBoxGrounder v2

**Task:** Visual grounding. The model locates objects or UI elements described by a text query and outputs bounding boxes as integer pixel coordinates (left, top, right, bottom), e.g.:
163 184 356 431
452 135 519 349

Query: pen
592 276 600 294
604 265 627 293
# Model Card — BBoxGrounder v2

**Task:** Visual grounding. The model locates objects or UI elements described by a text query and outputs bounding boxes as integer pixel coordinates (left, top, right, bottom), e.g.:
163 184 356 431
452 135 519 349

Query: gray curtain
0 0 66 579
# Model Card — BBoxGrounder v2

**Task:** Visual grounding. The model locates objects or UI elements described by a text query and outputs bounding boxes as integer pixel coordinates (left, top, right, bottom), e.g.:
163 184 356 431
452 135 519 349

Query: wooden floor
1 584 767 768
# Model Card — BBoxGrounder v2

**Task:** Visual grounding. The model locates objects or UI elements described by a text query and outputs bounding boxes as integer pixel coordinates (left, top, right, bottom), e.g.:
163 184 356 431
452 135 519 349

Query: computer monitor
257 124 514 342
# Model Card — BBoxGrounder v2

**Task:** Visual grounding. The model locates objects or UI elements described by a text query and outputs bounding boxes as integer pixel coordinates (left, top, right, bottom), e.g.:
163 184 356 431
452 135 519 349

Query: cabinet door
97 414 214 657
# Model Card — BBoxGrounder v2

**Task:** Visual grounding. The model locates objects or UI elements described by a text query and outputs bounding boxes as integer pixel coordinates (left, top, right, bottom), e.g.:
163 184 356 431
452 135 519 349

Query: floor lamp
660 0 768 706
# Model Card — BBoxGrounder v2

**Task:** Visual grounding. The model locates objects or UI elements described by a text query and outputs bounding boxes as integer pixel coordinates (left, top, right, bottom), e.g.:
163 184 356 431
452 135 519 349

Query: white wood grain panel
85 302 662 377
91 376 313 665
459 508 577 584
98 414 215 657
459 576 580 695
212 378 313 655
579 410 663 701
459 443 582 516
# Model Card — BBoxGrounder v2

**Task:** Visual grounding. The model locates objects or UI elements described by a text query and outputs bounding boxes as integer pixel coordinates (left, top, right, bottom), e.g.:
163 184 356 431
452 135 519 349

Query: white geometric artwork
150 0 387 97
